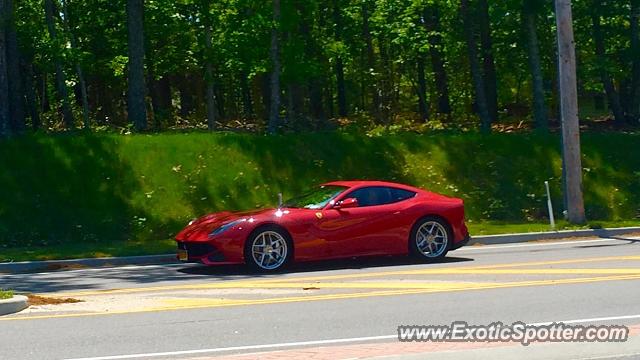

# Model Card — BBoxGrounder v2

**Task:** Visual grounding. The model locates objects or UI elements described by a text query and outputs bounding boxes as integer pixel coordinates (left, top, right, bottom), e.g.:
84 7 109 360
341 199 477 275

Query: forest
1 0 639 136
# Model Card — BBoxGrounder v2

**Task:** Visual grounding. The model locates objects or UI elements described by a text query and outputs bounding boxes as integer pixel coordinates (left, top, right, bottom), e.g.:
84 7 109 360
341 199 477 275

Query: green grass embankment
1 131 638 261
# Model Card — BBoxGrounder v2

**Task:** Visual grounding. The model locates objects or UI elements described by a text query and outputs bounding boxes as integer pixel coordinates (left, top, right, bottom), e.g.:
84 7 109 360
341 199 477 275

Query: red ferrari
176 180 470 272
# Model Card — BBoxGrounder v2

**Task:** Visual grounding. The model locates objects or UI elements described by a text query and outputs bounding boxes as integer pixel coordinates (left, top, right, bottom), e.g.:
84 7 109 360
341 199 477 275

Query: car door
316 186 410 258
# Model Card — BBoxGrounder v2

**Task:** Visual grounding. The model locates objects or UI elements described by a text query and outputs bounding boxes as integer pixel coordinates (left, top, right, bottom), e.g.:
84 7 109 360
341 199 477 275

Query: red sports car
176 180 470 272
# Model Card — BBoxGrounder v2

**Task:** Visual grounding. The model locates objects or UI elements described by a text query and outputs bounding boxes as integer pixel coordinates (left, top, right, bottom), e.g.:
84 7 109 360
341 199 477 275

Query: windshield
283 185 347 209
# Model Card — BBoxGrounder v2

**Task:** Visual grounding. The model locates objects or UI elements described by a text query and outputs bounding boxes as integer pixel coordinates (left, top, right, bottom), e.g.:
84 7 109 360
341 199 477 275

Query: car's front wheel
245 226 292 272
410 217 451 261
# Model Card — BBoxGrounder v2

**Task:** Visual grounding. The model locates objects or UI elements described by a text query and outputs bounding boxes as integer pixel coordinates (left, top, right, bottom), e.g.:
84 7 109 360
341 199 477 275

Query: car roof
321 180 423 193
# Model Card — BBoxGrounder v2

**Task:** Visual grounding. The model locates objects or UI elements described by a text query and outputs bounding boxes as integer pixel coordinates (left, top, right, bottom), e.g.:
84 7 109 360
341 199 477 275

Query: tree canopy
0 0 638 134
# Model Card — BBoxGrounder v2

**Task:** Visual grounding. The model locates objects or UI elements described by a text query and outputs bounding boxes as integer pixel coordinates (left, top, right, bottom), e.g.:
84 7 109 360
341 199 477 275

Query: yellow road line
432 268 640 275
183 274 640 291
53 255 640 297
5 273 640 322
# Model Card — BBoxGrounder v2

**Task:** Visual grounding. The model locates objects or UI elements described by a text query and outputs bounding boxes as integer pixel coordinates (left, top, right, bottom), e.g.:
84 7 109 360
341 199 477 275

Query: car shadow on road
576 235 640 249
1 257 473 295
177 256 474 277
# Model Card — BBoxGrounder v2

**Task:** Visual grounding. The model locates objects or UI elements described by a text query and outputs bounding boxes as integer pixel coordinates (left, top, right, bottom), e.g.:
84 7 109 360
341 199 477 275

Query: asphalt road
2 235 640 360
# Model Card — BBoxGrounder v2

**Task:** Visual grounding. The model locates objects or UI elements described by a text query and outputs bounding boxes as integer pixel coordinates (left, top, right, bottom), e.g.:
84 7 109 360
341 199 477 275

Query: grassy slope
1 131 638 261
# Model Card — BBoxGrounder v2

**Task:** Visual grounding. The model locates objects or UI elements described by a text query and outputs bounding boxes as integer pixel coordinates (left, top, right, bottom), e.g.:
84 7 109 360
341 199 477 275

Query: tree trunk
461 0 492 132
40 72 50 113
325 84 334 119
268 0 281 134
362 1 379 119
5 0 24 132
240 71 253 119
555 0 586 224
630 0 640 122
423 4 451 115
335 58 347 118
215 82 225 120
0 0 10 137
61 0 89 130
333 0 347 117
523 0 548 130
45 0 74 129
309 79 325 126
204 24 216 131
478 0 499 121
22 60 41 130
126 0 147 131
416 56 429 121
176 75 194 117
149 75 171 128
591 0 625 125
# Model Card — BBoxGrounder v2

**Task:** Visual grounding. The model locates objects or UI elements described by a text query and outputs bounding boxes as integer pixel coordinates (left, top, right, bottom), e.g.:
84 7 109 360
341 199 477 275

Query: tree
555 0 586 224
0 0 10 137
461 0 492 132
22 61 40 130
523 0 548 130
590 0 625 125
630 0 640 122
127 0 147 131
268 0 281 134
61 0 90 130
423 3 451 115
477 0 499 121
5 0 24 132
362 0 380 120
332 0 347 118
416 56 429 121
45 0 74 129
6 0 640 133
201 0 216 131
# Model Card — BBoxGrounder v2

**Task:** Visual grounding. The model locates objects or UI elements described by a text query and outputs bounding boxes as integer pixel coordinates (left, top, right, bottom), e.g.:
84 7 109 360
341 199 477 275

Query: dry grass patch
27 295 84 306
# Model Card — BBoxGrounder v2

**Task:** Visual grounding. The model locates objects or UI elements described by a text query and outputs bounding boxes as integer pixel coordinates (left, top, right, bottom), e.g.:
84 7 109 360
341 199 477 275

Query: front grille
177 241 216 257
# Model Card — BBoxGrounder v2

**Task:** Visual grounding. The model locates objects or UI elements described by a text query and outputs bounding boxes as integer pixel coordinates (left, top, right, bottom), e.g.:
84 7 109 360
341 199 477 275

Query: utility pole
555 0 586 224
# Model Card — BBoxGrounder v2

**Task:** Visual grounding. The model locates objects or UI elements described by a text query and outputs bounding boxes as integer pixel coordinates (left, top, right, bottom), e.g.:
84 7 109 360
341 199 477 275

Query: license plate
178 249 188 261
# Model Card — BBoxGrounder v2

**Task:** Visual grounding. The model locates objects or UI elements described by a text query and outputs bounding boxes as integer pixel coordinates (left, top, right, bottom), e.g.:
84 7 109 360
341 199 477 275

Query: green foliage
0 131 638 261
10 0 640 130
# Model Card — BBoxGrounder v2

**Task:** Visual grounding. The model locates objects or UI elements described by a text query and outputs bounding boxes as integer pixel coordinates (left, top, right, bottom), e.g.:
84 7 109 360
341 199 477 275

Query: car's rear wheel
410 217 451 261
245 226 292 272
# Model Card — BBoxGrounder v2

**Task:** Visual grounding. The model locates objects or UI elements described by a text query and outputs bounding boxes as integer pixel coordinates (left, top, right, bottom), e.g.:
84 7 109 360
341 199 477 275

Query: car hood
175 208 289 241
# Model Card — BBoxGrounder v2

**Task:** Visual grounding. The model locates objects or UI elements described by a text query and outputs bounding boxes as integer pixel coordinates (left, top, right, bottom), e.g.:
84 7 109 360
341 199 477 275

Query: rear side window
389 188 416 203
346 186 416 207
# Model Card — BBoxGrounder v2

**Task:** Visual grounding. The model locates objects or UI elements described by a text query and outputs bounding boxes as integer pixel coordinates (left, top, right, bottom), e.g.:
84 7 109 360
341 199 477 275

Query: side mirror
334 198 358 209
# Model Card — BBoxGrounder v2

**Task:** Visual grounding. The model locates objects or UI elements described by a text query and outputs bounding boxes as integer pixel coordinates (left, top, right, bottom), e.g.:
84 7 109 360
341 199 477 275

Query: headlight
209 219 245 237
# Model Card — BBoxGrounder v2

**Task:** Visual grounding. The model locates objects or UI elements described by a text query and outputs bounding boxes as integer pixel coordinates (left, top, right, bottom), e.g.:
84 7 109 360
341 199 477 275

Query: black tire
409 216 452 261
244 225 293 272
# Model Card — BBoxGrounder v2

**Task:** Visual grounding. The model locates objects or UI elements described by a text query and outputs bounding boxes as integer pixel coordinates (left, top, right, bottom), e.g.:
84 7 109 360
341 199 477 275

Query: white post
278 193 283 208
545 181 556 230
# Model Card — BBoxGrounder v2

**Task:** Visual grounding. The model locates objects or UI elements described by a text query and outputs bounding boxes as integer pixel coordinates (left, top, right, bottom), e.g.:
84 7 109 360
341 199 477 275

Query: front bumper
176 241 237 265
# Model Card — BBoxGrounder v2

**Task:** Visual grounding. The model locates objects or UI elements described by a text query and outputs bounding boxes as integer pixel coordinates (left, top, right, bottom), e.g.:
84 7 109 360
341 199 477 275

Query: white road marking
63 335 398 360
581 353 640 360
530 314 640 326
458 237 640 252
64 314 640 360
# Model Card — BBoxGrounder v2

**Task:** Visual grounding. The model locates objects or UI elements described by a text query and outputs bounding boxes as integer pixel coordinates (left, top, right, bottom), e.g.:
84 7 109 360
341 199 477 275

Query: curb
0 254 177 274
0 227 639 274
0 295 29 316
469 226 640 246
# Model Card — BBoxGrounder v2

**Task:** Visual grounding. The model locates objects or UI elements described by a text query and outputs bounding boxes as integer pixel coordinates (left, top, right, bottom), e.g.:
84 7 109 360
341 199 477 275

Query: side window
389 188 416 203
345 187 413 207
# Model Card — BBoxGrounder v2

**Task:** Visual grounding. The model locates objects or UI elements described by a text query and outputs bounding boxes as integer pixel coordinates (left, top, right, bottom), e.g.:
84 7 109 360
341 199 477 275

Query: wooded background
0 0 639 135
